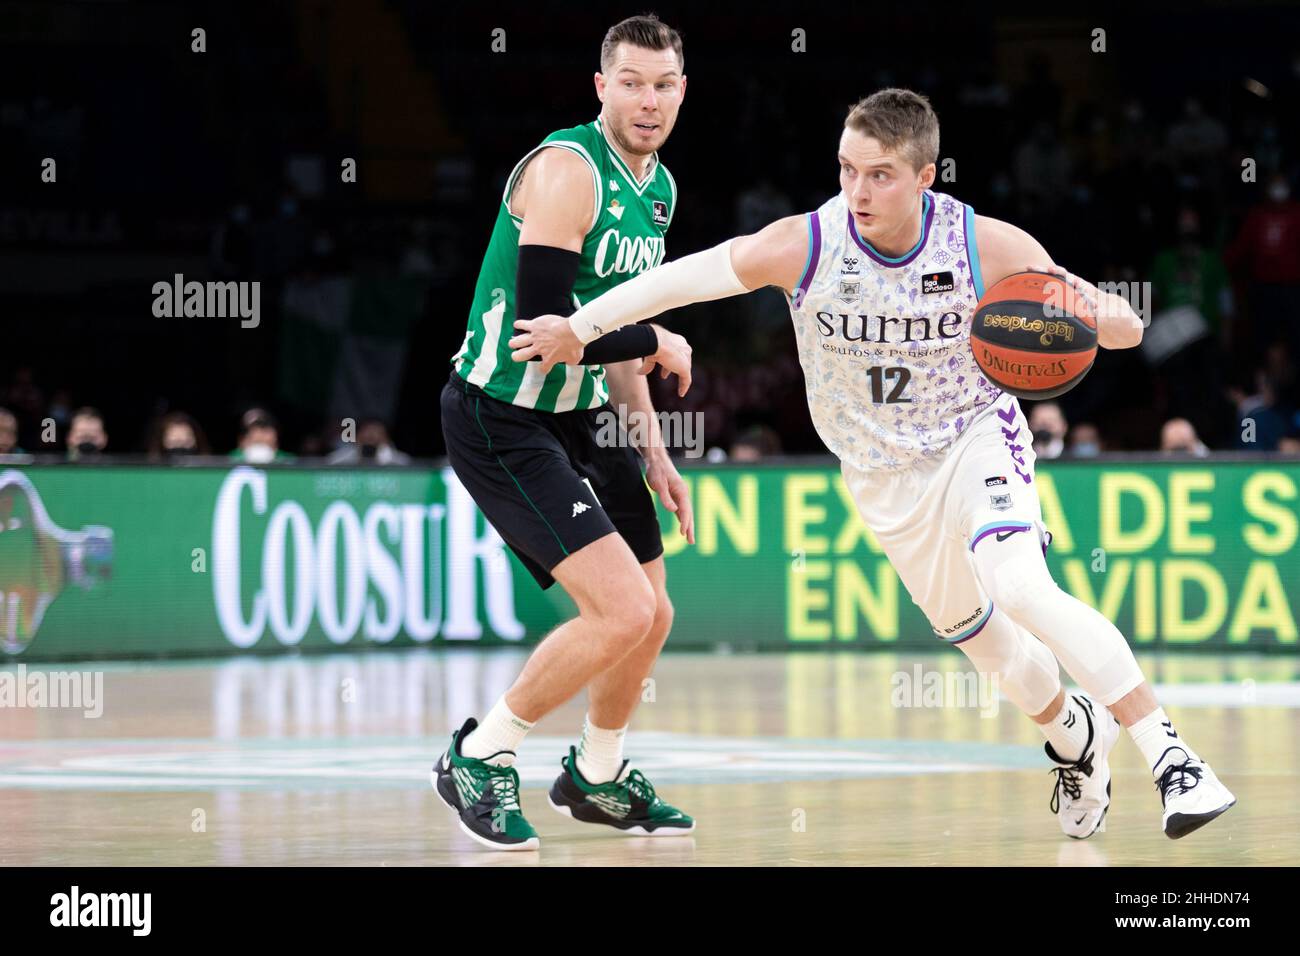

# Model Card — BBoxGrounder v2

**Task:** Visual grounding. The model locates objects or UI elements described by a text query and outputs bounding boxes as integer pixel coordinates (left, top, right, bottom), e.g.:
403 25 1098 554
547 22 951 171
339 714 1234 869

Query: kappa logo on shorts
990 493 1012 511
571 501 591 517
985 476 1008 487
652 200 669 226
922 271 955 293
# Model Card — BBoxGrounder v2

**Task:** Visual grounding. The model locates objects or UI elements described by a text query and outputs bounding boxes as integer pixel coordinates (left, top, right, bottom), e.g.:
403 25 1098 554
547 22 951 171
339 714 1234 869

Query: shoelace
1049 766 1082 814
481 765 523 812
621 768 658 805
1154 760 1204 805
1047 750 1095 814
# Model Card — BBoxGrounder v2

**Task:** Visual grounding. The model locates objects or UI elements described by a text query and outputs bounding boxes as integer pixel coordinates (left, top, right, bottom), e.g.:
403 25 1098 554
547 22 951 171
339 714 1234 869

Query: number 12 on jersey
867 366 912 403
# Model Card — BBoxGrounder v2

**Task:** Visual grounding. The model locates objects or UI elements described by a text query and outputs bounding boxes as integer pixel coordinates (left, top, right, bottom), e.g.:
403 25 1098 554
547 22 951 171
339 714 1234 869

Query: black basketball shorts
440 371 664 589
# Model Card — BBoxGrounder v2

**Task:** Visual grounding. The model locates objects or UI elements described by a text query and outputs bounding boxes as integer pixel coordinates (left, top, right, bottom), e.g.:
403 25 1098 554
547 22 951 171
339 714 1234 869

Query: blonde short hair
845 88 940 173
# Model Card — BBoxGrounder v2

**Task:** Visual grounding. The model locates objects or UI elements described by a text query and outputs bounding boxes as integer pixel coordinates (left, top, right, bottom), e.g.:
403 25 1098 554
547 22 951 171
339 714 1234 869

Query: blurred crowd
4 6 1298 463
3 373 1295 465
0 390 410 465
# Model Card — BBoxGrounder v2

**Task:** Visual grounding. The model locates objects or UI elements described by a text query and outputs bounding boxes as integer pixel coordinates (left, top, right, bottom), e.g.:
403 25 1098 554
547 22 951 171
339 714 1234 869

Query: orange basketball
970 271 1098 399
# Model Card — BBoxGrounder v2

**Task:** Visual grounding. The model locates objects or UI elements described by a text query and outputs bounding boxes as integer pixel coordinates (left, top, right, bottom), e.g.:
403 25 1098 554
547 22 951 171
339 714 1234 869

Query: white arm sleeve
567 238 750 344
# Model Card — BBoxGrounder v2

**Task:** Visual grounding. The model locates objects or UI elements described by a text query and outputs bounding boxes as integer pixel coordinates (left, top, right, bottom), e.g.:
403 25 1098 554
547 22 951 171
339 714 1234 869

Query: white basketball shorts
840 393 1052 644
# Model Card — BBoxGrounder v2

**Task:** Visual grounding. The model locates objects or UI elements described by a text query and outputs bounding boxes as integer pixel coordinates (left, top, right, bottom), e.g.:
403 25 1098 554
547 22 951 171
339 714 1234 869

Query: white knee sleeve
955 607 1061 716
972 530 1146 707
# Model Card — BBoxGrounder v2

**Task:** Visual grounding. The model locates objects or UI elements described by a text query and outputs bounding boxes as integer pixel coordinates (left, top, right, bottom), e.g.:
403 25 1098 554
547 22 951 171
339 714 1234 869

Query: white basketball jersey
786 189 1008 471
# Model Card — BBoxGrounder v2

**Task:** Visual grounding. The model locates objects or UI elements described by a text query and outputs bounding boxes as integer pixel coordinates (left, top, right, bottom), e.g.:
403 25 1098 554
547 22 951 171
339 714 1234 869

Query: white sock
1129 707 1198 772
1039 693 1093 763
461 697 534 759
575 715 626 785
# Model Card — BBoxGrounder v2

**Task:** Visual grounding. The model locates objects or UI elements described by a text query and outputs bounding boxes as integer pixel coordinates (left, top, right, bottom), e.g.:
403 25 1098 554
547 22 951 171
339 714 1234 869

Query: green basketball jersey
451 117 678 412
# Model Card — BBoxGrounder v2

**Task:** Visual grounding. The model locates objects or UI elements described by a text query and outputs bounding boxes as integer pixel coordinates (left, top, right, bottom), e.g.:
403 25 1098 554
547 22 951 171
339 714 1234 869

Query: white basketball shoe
1045 693 1121 840
1152 745 1236 839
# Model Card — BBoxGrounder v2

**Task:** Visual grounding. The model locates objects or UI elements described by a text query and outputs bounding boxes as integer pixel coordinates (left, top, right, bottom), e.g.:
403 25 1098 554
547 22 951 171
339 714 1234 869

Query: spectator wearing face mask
231 408 295 464
0 408 23 456
1160 418 1210 457
1028 401 1068 460
66 407 108 461
148 411 211 462
326 419 410 466
1226 358 1293 451
1067 422 1102 457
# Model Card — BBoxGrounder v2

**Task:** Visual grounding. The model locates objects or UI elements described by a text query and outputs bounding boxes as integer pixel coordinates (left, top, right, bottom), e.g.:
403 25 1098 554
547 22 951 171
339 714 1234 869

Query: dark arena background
0 0 1297 921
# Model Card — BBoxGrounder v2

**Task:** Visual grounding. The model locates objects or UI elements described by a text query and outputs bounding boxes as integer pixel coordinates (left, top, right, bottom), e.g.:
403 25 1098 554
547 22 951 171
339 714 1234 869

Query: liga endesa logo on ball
979 313 1077 347
970 272 1098 399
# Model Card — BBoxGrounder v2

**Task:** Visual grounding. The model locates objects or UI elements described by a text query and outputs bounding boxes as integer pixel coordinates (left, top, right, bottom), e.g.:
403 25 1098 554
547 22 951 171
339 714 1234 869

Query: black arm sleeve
578 323 658 365
516 244 580 323
515 243 659 365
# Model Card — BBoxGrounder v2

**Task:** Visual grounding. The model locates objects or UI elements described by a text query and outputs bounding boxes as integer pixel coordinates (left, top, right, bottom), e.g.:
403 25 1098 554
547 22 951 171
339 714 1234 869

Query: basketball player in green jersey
434 16 697 850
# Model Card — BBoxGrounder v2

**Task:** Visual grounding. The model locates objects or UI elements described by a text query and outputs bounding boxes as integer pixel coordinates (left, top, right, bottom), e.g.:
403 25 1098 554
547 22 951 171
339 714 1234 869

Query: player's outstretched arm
975 214 1144 350
729 214 810 294
509 215 810 373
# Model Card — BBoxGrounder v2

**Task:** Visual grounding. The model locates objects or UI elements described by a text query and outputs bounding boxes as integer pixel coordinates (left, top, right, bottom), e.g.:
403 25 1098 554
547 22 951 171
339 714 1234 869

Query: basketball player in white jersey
510 89 1236 840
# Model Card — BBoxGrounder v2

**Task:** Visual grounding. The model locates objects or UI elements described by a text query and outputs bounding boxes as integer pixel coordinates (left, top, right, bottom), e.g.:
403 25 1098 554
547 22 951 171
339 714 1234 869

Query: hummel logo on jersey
652 200 669 226
1162 720 1179 739
1063 710 1077 729
572 501 591 517
922 270 955 293
840 256 860 275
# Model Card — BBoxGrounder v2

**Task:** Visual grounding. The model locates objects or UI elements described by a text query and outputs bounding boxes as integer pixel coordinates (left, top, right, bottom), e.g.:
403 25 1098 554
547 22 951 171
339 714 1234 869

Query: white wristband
567 238 748 344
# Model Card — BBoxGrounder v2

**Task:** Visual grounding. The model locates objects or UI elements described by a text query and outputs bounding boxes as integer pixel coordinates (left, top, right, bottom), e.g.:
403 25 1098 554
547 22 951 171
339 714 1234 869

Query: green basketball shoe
431 717 539 851
547 746 695 836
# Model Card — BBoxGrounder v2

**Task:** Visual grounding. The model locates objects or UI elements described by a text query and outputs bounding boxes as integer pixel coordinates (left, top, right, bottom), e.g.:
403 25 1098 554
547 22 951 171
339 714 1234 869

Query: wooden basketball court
0 649 1294 866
